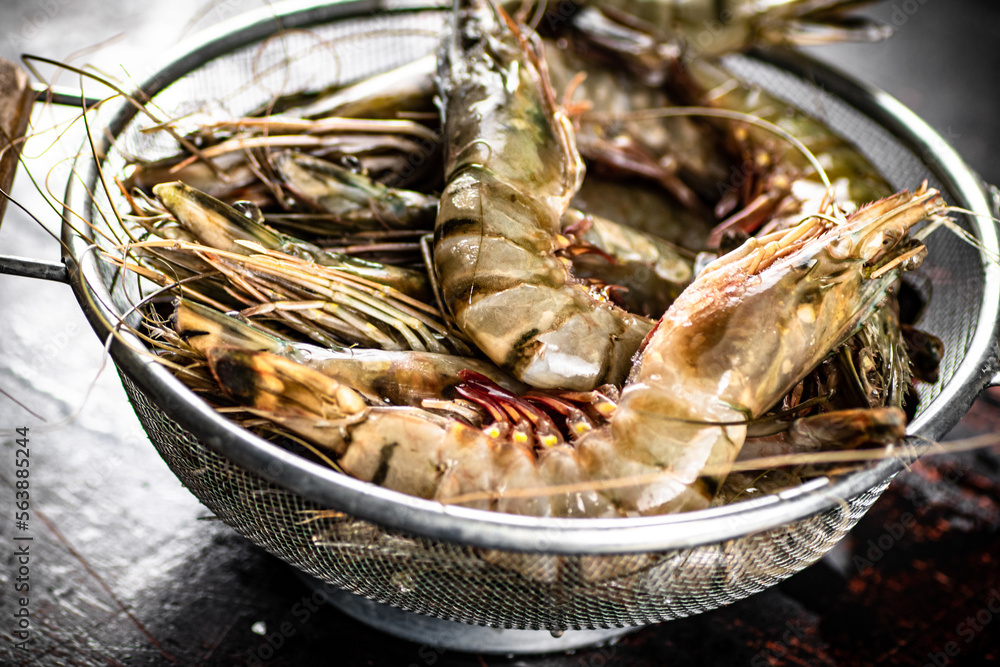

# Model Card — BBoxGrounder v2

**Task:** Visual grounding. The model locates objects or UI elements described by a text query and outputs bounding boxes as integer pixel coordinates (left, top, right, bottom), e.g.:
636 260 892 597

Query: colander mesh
119 370 885 628
93 5 984 629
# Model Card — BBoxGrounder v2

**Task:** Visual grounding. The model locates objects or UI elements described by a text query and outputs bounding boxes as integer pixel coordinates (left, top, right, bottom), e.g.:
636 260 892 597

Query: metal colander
57 0 1000 650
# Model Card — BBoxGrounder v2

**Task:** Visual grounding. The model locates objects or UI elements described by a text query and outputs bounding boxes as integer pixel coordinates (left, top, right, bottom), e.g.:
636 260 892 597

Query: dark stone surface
1 1 999 666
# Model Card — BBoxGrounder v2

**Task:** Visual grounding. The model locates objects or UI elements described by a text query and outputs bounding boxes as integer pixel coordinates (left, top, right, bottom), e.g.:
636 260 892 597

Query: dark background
1 1 999 665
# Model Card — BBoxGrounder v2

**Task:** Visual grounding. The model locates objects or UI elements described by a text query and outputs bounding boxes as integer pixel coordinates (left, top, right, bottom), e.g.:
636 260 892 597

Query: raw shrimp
719 295 918 504
433 0 652 391
173 298 525 405
577 185 944 514
542 36 735 211
546 7 894 241
739 408 908 462
204 346 619 517
678 55 894 241
260 54 438 120
273 152 438 230
116 236 467 354
569 174 713 248
145 175 695 328
560 208 693 317
532 1 888 58
202 185 948 517
152 180 431 299
125 119 440 201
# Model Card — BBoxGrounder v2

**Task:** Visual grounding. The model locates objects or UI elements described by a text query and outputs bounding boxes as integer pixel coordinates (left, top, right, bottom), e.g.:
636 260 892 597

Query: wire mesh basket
58 0 1000 652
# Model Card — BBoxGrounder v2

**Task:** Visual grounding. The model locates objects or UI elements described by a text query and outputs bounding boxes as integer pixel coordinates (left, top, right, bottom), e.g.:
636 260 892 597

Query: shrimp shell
434 0 652 391
199 186 948 519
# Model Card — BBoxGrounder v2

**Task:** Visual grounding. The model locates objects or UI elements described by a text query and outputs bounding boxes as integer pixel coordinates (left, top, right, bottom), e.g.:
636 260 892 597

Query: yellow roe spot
797 304 816 324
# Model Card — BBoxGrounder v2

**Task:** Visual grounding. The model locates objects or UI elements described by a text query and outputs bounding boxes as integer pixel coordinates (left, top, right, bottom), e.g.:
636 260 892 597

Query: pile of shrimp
107 0 954 518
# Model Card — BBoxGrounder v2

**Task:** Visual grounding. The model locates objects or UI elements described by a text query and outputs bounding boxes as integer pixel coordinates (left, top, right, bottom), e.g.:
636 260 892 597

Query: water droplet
251 621 266 635
549 629 564 638
339 155 364 174
232 200 264 224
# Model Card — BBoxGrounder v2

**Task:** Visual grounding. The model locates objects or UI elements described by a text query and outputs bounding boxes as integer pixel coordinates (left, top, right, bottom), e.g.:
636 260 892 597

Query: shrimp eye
874 230 902 255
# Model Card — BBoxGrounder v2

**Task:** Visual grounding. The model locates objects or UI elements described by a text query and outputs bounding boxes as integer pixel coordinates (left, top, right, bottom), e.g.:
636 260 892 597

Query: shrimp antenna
709 432 1000 475
12 244 219 435
440 430 1000 506
940 206 1000 224
913 206 1000 265
0 386 48 422
527 0 549 31
0 90 126 258
21 54 224 179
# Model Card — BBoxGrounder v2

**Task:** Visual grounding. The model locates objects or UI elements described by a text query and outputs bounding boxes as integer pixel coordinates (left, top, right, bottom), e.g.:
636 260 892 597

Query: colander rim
61 0 1000 555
